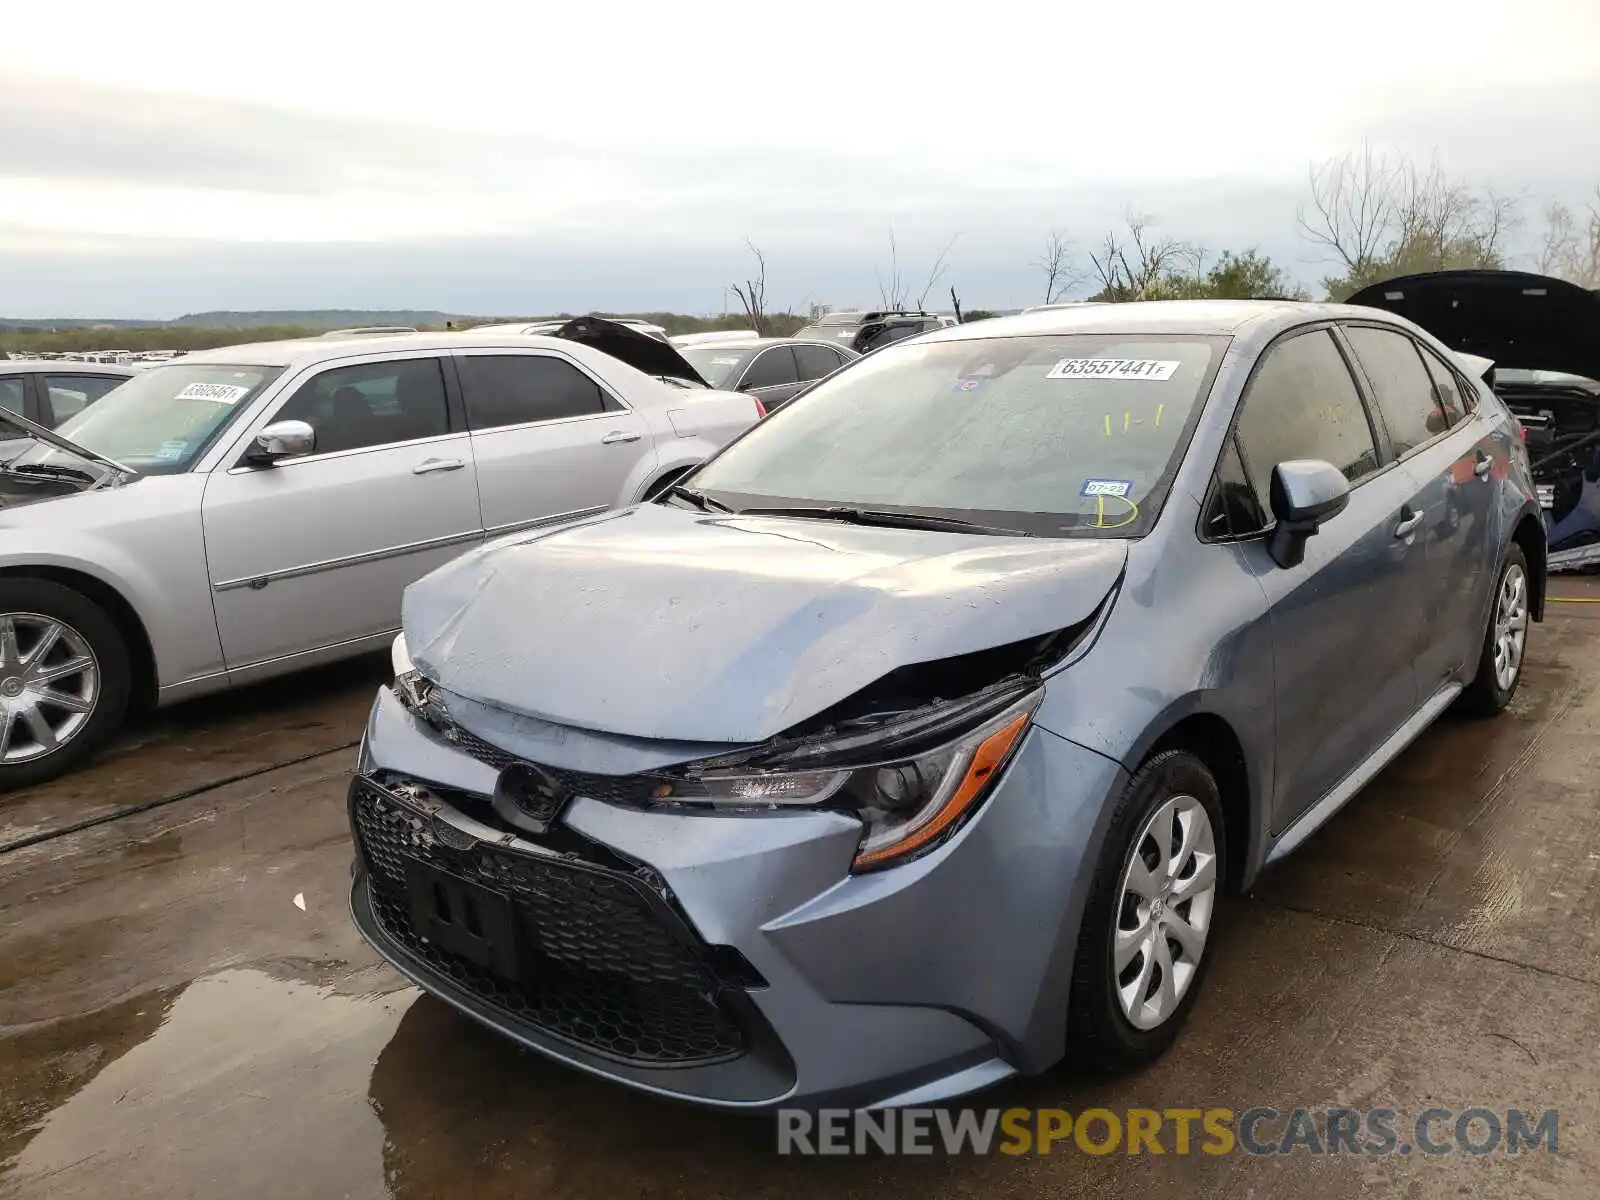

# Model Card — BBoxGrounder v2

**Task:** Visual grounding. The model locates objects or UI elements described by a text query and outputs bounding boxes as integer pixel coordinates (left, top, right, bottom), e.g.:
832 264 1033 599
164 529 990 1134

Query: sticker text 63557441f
174 382 250 405
1047 358 1180 381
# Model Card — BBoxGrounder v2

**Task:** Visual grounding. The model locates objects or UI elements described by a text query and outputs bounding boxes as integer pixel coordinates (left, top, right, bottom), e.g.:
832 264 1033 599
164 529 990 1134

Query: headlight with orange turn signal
653 690 1040 873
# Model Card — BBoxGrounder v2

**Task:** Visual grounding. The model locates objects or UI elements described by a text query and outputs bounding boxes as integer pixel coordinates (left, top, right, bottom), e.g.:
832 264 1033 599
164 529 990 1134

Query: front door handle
1474 452 1492 479
413 458 466 475
1393 507 1424 539
601 429 642 445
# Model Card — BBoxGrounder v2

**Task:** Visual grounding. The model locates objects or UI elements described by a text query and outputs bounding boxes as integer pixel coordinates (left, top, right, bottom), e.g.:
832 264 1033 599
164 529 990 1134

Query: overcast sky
4 0 1599 318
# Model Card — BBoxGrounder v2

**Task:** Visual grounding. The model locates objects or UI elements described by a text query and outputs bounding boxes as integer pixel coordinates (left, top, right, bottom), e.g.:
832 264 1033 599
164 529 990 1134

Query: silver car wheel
1492 563 1529 693
0 613 100 763
1114 794 1218 1031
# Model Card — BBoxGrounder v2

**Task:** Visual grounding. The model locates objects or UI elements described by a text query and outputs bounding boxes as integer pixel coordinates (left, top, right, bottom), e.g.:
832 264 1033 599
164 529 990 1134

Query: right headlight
390 633 414 680
658 691 1039 872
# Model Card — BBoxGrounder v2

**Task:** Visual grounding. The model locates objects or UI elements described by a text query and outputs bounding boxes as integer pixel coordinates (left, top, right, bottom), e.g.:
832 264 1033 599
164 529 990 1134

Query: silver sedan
0 324 762 788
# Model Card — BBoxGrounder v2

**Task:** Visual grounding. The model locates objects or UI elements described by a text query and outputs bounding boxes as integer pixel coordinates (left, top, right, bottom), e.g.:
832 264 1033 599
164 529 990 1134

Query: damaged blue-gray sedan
348 300 1546 1110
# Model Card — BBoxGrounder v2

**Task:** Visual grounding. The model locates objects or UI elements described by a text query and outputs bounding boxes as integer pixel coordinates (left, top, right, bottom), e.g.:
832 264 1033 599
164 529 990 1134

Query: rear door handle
1393 507 1424 539
1474 452 1492 479
413 458 466 475
601 429 642 445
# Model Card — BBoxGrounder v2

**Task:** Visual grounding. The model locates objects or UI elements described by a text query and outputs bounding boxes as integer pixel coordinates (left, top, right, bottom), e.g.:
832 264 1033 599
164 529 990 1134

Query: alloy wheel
1492 564 1529 693
1113 794 1218 1031
0 613 100 764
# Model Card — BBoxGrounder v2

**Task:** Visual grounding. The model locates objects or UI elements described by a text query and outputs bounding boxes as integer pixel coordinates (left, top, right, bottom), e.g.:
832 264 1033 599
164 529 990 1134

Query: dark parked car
676 338 858 412
351 299 1545 1111
791 309 955 355
1348 270 1600 570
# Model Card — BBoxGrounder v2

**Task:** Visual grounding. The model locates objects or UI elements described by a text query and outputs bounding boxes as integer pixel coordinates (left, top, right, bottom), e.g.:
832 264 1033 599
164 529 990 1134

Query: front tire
1066 750 1225 1074
0 578 131 792
1459 545 1531 717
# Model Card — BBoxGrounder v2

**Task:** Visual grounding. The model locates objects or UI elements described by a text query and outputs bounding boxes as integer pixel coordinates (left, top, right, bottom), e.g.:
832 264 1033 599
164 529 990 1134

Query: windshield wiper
663 483 733 512
734 505 1033 537
3 462 99 484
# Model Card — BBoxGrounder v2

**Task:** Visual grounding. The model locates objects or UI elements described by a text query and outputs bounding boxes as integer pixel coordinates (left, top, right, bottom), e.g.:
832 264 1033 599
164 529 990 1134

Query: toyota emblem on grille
495 763 570 834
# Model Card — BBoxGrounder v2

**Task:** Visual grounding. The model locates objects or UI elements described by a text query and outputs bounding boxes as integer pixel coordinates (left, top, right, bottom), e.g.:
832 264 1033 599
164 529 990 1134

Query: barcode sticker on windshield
710 357 741 366
156 440 188 461
1047 358 1180 381
175 382 250 404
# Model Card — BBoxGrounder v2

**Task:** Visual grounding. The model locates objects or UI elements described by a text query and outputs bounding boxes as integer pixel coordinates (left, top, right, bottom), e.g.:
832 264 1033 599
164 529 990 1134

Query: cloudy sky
4 0 1599 318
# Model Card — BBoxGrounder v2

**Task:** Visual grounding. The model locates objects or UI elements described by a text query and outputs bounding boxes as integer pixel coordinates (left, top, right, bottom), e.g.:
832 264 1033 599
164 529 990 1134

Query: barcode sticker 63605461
174 382 251 404
1046 358 1180 381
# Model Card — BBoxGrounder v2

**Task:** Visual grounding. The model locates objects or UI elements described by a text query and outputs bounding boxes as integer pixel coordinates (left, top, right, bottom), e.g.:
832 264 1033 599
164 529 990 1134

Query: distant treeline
0 311 811 355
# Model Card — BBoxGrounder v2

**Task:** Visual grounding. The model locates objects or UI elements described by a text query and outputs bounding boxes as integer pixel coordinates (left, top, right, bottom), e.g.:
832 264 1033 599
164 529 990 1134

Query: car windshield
8 363 283 476
679 347 759 388
689 332 1229 538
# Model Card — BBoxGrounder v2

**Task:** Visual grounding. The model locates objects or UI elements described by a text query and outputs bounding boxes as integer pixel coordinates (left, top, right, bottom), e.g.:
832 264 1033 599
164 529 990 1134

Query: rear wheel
1066 750 1225 1073
1460 546 1531 717
0 579 131 792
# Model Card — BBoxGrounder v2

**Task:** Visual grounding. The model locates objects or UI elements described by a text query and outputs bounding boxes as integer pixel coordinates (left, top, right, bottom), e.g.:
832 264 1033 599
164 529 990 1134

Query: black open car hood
549 315 710 387
1347 270 1600 382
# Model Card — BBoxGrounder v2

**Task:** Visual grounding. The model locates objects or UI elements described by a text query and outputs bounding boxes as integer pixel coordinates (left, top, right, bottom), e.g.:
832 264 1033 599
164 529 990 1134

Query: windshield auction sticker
174 382 250 404
1047 358 1180 381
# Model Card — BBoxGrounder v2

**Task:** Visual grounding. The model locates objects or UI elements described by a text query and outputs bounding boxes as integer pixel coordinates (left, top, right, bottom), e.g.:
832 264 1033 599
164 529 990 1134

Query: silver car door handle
1474 454 1492 479
413 458 466 475
601 429 642 444
1394 510 1424 538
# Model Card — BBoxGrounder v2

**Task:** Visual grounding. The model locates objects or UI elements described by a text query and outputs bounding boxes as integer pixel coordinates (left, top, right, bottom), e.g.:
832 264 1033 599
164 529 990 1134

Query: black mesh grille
411 698 658 807
352 781 745 1065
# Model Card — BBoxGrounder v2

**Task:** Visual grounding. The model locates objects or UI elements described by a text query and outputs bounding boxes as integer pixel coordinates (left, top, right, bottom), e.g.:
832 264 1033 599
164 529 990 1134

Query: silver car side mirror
251 419 316 464
1267 459 1350 569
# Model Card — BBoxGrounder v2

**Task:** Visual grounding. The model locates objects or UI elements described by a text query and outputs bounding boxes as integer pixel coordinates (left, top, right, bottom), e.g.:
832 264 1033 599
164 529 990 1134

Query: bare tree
1034 229 1082 304
1300 146 1524 296
1539 191 1600 287
875 227 908 309
729 239 772 335
914 234 960 308
876 227 960 309
1087 212 1201 301
1298 143 1400 280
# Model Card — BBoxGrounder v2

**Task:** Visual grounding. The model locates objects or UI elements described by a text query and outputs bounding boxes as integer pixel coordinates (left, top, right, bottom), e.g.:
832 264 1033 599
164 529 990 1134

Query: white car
0 319 761 787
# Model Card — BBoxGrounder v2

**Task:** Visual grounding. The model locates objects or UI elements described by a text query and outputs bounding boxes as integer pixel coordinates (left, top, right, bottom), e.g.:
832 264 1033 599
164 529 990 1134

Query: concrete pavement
2 583 1598 1199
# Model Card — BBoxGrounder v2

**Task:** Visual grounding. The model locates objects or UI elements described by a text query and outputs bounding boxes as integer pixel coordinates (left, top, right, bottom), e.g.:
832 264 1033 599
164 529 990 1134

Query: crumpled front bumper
349 685 1126 1110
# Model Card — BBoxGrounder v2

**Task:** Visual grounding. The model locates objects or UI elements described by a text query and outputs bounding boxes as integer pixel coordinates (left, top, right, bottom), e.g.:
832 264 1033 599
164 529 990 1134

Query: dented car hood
403 503 1127 744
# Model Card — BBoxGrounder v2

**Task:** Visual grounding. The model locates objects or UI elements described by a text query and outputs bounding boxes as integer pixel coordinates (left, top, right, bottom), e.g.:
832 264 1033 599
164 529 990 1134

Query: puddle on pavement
1 967 411 1200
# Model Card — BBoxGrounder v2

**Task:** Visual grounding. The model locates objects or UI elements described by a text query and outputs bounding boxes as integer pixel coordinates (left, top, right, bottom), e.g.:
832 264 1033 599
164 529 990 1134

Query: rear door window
741 348 800 390
1235 328 1381 497
457 354 609 430
1343 325 1450 456
793 344 844 382
1416 342 1472 426
44 374 126 424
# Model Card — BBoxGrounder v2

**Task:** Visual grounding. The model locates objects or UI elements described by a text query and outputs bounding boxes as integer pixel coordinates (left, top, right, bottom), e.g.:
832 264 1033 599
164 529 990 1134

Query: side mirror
1267 459 1349 569
249 419 315 464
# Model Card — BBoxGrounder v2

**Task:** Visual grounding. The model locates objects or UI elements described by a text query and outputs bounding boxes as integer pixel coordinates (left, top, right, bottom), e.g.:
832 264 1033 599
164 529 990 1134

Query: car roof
172 331 614 369
681 337 847 351
0 359 137 375
921 298 1385 343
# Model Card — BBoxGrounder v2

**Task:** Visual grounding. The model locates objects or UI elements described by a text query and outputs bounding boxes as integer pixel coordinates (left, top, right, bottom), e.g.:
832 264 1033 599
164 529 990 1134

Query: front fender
0 483 221 687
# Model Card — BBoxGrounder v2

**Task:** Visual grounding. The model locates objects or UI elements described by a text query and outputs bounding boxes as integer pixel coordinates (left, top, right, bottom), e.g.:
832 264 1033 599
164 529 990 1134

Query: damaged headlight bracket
655 687 1042 873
